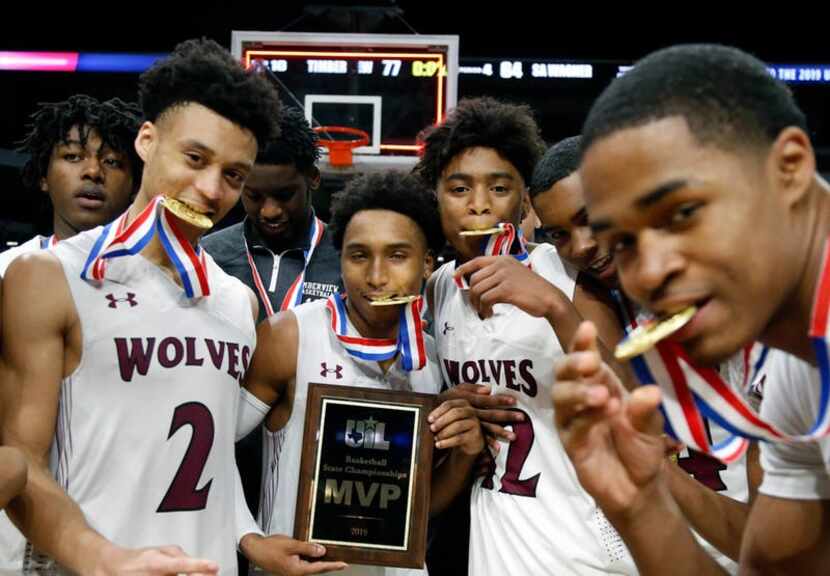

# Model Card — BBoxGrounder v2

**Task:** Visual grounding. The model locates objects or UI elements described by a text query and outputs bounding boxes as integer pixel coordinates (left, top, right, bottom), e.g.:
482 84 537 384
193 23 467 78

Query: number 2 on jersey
157 402 215 512
481 408 540 497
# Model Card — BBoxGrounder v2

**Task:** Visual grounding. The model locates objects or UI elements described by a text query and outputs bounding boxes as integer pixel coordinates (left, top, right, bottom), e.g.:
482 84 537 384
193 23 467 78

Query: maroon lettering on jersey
241 345 252 374
461 361 480 383
503 360 519 391
158 337 184 368
441 357 537 397
115 337 156 381
185 337 205 367
226 342 241 380
518 360 537 397
678 449 728 492
476 360 492 383
488 360 504 383
205 339 226 370
114 337 252 383
443 359 460 385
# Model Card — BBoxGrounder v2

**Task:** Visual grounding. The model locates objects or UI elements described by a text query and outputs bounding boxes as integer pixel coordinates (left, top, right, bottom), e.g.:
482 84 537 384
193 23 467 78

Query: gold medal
614 306 697 360
458 225 504 237
162 196 213 230
369 294 420 306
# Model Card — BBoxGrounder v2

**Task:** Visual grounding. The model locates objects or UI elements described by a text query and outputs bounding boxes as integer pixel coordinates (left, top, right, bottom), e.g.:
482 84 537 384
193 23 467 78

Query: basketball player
202 107 342 573
240 171 484 576
552 44 830 574
0 93 140 572
0 38 284 574
416 97 636 575
530 135 763 572
0 94 140 276
203 106 341 321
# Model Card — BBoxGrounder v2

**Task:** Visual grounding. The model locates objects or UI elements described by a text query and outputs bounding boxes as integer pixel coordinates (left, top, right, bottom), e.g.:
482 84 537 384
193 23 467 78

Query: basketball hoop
314 126 370 167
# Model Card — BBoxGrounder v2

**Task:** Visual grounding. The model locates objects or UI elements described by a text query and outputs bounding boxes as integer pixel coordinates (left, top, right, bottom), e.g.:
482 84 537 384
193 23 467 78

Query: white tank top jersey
675 351 763 575
258 298 441 576
625 302 759 574
432 244 637 576
0 235 48 276
759 349 830 500
20 227 256 575
0 235 49 570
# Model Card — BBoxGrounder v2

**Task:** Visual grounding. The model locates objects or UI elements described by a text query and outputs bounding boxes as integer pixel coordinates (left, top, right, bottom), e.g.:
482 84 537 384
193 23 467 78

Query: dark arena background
2 4 830 246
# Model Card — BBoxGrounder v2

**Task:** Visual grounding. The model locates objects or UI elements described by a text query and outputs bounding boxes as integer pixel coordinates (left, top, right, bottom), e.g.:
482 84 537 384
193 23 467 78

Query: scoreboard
232 32 459 167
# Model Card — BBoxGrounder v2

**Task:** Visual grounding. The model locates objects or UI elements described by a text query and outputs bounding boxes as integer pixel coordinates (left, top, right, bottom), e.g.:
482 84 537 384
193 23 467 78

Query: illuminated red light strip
245 50 444 61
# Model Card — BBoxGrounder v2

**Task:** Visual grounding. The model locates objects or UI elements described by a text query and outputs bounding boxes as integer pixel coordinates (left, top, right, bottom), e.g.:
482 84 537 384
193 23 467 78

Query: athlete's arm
1 253 217 575
234 460 349 575
741 495 830 573
243 310 300 431
454 254 631 386
553 322 726 576
240 533 347 576
0 446 26 509
665 442 759 561
428 398 484 515
741 371 830 573
239 312 348 574
572 282 637 389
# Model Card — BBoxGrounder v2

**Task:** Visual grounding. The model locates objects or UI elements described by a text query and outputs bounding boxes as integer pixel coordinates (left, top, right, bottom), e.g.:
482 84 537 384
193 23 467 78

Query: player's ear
306 166 321 192
520 189 530 222
423 250 435 279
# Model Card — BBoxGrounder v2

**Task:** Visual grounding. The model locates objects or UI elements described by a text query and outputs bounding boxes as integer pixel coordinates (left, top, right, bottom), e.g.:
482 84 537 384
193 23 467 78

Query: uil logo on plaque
345 417 391 450
295 384 435 568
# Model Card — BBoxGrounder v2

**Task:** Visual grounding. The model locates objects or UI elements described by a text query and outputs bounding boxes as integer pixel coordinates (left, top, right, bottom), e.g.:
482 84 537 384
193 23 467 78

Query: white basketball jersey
623 303 759 574
432 245 637 576
21 228 255 575
674 422 745 574
0 235 47 276
0 235 47 570
672 350 760 575
258 298 440 576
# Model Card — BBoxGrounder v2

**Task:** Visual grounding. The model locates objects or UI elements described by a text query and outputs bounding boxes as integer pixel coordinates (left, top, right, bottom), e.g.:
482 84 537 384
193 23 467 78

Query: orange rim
314 126 370 166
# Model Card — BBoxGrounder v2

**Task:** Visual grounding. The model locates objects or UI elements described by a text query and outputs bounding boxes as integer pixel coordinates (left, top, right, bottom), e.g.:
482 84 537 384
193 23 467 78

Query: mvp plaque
294 384 435 568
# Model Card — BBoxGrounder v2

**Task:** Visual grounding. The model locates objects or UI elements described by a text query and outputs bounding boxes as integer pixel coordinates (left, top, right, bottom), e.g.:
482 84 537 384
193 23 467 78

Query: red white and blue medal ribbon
39 235 58 249
156 202 210 298
81 196 210 298
741 341 770 392
245 245 274 317
614 267 830 463
245 216 325 317
613 292 751 462
454 222 530 289
280 216 325 311
326 292 427 371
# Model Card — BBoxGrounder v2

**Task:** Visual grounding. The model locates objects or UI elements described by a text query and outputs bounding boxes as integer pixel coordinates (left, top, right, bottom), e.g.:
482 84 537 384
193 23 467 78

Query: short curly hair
257 106 320 172
414 97 545 189
19 94 142 190
582 44 808 155
329 171 445 255
139 38 281 146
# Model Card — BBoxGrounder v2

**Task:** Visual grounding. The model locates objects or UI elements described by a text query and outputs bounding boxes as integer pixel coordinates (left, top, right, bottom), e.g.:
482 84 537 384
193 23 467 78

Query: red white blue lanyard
81 196 210 298
245 216 325 317
326 292 426 371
